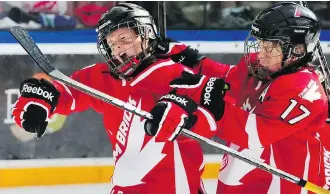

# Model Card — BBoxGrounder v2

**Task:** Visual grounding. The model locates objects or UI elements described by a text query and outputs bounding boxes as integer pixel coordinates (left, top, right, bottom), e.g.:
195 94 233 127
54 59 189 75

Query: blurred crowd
0 1 330 30
0 1 116 29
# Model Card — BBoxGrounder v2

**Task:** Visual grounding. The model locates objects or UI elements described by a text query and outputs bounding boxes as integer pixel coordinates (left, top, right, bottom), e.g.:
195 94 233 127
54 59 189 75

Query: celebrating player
147 2 330 193
11 3 215 194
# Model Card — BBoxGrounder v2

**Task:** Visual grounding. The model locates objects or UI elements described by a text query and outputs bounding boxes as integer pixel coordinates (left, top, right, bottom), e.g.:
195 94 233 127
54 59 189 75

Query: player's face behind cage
97 21 151 77
244 34 309 80
243 2 322 81
245 35 284 79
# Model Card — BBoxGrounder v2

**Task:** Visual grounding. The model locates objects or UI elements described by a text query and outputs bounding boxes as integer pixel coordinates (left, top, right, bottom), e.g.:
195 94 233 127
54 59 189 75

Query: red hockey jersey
51 58 215 194
191 56 329 194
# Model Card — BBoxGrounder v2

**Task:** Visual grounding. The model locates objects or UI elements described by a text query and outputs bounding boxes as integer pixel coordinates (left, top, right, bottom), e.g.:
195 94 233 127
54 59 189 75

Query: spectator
0 1 79 29
73 1 115 28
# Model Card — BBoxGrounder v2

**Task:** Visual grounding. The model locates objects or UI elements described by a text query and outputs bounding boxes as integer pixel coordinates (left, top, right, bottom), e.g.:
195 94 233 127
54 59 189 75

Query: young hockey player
147 2 330 193
11 3 215 194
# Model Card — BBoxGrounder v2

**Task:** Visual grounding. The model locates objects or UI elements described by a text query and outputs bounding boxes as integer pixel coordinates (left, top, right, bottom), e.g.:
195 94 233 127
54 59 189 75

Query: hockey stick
8 26 152 119
300 1 330 104
157 1 166 40
9 26 330 194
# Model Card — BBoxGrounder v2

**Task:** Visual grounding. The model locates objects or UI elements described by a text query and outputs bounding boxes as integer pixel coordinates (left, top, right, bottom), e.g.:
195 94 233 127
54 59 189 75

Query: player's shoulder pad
70 63 109 82
156 58 196 73
273 68 319 89
145 58 179 74
154 58 176 65
79 63 108 73
270 68 326 101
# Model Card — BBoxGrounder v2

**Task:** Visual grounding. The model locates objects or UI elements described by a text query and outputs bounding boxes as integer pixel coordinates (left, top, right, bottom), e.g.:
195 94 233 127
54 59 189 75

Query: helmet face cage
97 20 154 77
244 33 308 80
244 2 322 80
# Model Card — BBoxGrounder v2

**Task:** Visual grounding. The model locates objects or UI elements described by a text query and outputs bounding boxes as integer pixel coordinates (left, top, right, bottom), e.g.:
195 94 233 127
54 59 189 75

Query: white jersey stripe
197 106 217 131
130 60 175 87
245 113 263 149
174 141 190 194
300 141 311 194
267 145 280 194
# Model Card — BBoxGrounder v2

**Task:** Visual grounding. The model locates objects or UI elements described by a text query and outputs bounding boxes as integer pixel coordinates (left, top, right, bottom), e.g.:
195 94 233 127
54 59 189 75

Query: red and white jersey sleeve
196 57 233 78
52 63 109 115
196 54 254 104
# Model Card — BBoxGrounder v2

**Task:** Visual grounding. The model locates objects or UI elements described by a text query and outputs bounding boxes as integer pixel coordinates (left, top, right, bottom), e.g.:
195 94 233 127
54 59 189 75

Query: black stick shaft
158 1 166 39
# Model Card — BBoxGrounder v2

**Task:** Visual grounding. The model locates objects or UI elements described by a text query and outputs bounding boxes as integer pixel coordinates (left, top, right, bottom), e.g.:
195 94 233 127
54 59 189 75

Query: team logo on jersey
299 80 321 103
113 96 137 162
112 96 166 186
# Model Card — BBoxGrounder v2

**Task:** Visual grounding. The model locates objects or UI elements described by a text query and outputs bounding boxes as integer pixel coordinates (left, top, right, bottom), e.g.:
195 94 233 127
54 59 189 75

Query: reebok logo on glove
161 94 188 106
203 77 217 105
157 44 166 52
22 84 55 102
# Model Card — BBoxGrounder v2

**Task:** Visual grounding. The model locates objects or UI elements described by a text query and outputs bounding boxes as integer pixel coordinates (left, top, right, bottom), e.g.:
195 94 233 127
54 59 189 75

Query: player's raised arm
11 63 106 138
51 64 103 115
154 38 236 78
11 77 60 138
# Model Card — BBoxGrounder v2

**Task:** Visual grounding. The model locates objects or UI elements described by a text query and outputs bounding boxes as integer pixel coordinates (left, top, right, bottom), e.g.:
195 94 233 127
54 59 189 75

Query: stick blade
9 26 55 74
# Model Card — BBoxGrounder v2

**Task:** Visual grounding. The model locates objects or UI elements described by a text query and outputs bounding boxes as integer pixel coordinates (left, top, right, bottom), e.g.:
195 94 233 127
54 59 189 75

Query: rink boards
1 29 330 188
0 154 221 188
1 29 330 55
1 41 330 55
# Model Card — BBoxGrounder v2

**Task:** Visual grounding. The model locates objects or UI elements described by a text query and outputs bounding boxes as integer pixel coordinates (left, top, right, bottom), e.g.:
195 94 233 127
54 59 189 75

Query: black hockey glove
144 91 198 142
12 78 60 138
154 37 205 68
170 72 230 121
